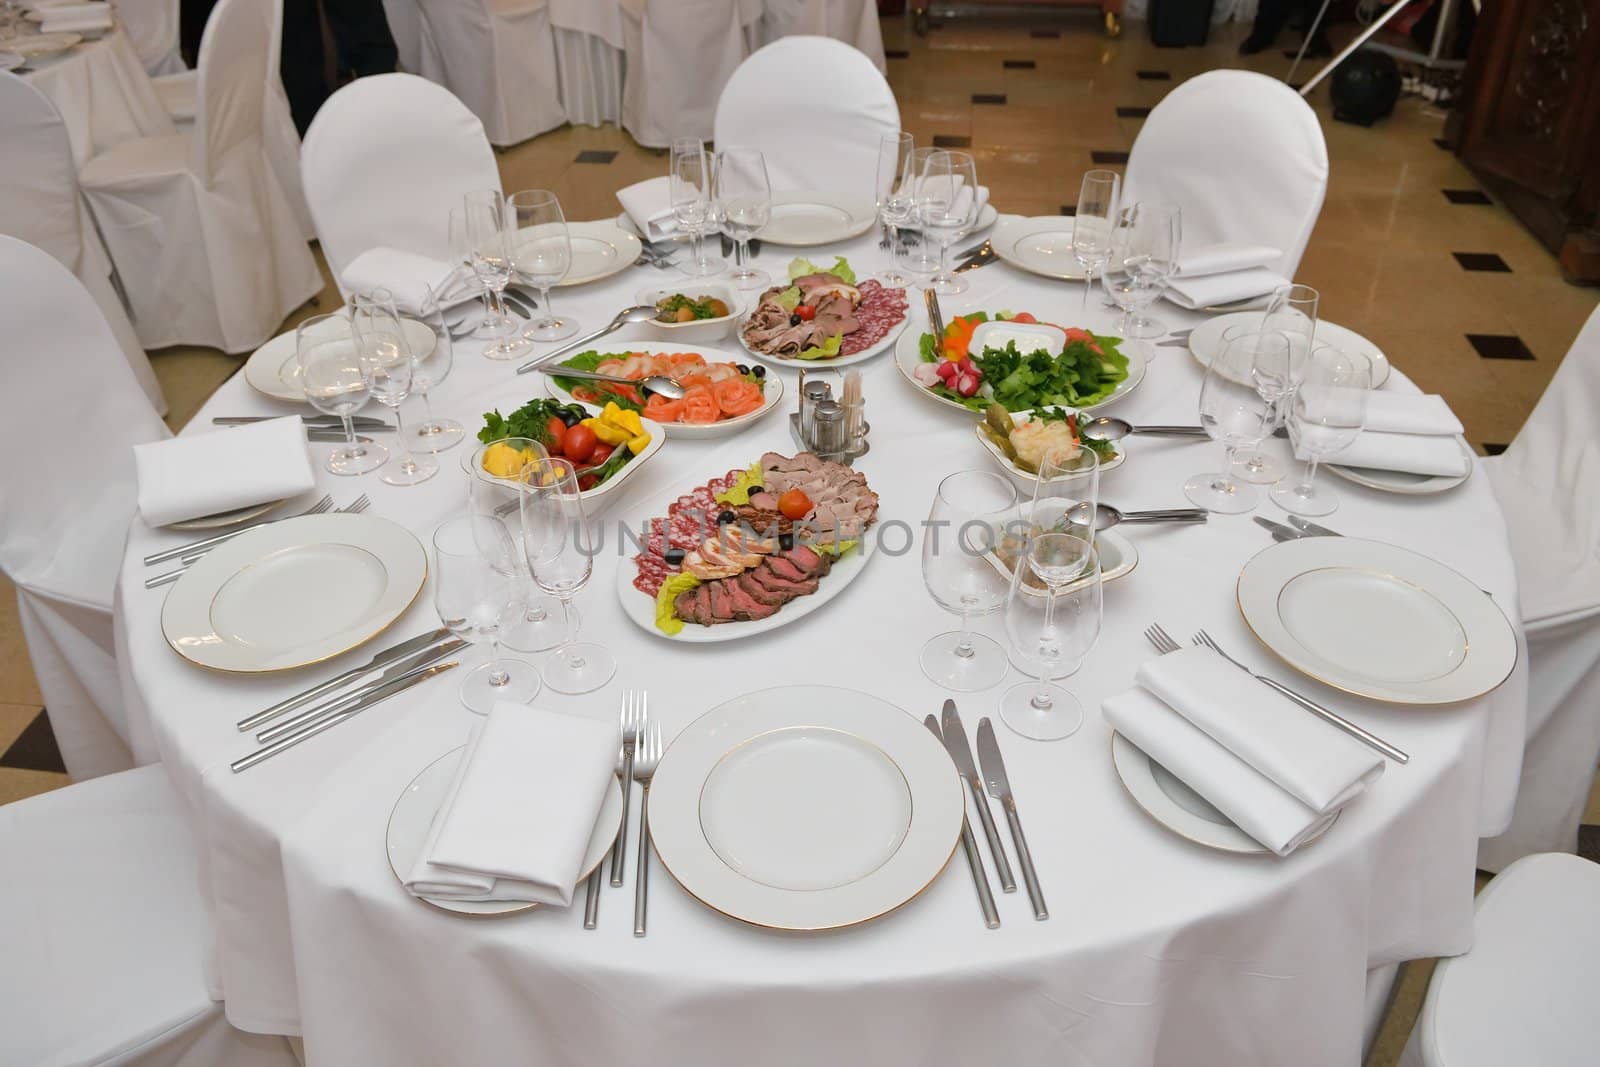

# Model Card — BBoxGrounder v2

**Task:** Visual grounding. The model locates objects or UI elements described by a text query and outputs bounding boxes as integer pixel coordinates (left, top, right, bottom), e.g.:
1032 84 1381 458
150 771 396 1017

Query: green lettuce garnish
714 463 765 506
774 286 802 312
787 256 857 285
654 572 701 635
795 333 843 361
548 350 645 412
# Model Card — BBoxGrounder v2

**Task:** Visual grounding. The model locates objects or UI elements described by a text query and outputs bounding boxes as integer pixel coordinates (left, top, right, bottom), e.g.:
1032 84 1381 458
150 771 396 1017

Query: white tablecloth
21 29 175 167
116 219 1528 1065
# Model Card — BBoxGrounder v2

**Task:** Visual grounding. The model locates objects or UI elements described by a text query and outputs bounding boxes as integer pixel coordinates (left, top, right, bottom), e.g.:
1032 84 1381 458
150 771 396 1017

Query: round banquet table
20 27 175 167
116 218 1529 1066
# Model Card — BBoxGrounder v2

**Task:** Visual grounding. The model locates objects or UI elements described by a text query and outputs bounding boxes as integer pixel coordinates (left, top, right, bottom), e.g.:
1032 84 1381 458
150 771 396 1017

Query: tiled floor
2 11 1597 1062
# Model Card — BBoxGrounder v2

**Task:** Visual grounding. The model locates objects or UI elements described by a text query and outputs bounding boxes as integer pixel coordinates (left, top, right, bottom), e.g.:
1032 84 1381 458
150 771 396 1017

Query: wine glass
714 147 771 291
406 284 463 453
1000 533 1102 741
1030 444 1100 546
1072 170 1121 313
670 138 721 278
518 457 615 694
433 516 541 714
920 470 1019 691
1183 330 1283 513
876 132 916 286
351 288 437 486
450 190 524 357
1101 201 1181 339
295 312 386 476
463 439 565 653
916 149 981 296
1237 284 1319 484
505 189 578 343
1271 343 1372 516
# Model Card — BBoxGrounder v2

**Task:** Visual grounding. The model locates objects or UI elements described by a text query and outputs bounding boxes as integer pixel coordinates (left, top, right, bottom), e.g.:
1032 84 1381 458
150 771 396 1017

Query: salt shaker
800 379 832 445
812 399 847 460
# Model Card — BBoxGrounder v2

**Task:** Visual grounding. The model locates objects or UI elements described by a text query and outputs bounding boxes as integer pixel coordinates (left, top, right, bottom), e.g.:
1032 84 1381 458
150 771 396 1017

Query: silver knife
231 661 459 773
1252 515 1304 542
924 288 946 351
940 699 1015 892
976 718 1046 920
236 628 452 731
255 638 467 743
1287 516 1341 538
924 714 999 928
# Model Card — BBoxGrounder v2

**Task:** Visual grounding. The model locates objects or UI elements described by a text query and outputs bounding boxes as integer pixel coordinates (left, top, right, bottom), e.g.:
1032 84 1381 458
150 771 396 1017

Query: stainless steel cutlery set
142 494 370 588
585 689 660 935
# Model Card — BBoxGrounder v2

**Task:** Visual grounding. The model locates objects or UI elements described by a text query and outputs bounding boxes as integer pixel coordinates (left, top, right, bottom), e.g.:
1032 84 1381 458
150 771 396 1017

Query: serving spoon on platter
1078 416 1208 443
526 364 686 401
515 306 660 375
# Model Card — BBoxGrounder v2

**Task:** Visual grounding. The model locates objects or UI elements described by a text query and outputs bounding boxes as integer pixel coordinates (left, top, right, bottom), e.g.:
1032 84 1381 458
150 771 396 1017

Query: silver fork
143 492 334 566
144 495 345 588
1192 629 1409 764
610 690 644 887
178 494 369 564
633 718 662 937
584 744 625 930
1144 622 1182 655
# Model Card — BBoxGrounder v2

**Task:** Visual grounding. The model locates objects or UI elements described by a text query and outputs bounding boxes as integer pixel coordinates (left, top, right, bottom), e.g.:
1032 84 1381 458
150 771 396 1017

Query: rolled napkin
616 175 680 242
952 180 991 221
1104 646 1384 855
405 702 616 906
1176 243 1281 278
134 415 316 527
338 246 473 314
1163 266 1289 310
38 8 113 30
33 1 108 15
1307 392 1471 477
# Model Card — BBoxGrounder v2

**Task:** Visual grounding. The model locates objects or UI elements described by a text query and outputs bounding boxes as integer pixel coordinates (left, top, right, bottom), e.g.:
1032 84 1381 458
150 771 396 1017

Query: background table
21 29 175 166
117 219 1528 1065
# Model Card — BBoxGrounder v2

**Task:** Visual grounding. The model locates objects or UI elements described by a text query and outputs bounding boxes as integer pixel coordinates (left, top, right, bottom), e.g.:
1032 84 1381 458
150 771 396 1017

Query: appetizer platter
620 452 880 642
896 309 1144 413
541 344 783 439
738 257 909 368
476 396 662 500
974 403 1124 489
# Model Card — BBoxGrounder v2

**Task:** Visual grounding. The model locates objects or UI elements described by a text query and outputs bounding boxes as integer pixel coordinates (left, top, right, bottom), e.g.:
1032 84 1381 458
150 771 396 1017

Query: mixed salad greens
917 311 1129 411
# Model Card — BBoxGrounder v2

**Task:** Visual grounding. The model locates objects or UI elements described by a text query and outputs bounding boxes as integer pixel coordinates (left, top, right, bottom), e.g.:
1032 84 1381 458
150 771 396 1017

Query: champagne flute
351 288 437 486
1101 201 1180 339
407 284 463 453
433 516 540 714
876 132 916 286
1183 330 1283 513
920 470 1019 691
1237 284 1319 484
506 189 578 343
518 458 615 694
1271 343 1372 516
670 138 721 277
916 148 981 295
464 439 565 653
714 147 771 291
296 312 386 475
450 190 524 357
1072 170 1121 313
1000 533 1102 741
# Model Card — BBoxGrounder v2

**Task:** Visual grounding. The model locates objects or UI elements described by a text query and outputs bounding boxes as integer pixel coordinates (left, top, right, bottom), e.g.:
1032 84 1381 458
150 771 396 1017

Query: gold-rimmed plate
549 220 643 287
243 315 437 402
166 498 287 531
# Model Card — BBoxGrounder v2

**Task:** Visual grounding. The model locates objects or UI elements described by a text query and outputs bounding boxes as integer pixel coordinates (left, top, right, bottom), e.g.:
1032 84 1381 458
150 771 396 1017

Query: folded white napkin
1163 267 1289 310
405 702 616 907
35 1 107 15
339 246 474 315
134 416 316 527
1360 392 1463 436
1176 243 1281 278
1309 393 1471 477
953 181 991 222
1104 647 1383 855
616 176 680 242
38 9 112 30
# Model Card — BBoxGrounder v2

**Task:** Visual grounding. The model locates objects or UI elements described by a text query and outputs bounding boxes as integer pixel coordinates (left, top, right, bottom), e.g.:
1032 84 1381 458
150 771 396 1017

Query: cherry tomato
793 303 816 321
777 489 813 520
1011 312 1037 324
577 474 599 491
544 416 568 457
563 424 599 464
589 442 615 465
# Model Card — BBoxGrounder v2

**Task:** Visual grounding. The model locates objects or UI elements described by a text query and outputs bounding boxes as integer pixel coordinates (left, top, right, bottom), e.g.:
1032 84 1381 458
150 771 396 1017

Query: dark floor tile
1059 204 1077 216
0 710 66 775
1003 59 1036 69
1029 29 1060 39
972 93 1007 105
1091 150 1130 164
574 149 617 164
933 134 972 148
1443 188 1492 205
1137 70 1172 80
885 49 910 59
1454 252 1512 272
1116 106 1152 118
1467 334 1535 361
1580 824 1600 865
1480 442 1509 456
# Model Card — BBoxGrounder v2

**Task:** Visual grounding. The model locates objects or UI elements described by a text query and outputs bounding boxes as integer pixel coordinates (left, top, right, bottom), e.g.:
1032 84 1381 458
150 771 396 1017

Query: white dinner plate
539 341 784 439
754 191 878 246
161 513 427 673
243 316 437 402
1110 732 1338 854
736 298 908 370
6 32 80 58
550 220 643 287
649 685 964 931
1325 437 1475 495
385 746 624 917
1187 313 1393 388
989 215 1086 280
1237 537 1518 705
166 497 286 531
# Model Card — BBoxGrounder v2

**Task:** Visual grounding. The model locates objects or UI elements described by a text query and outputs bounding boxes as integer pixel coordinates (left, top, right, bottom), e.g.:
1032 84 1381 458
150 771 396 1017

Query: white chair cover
118 0 186 75
301 73 501 293
714 35 898 197
1477 302 1600 871
621 0 762 148
1122 70 1328 280
79 0 322 353
0 73 165 414
0 765 301 1066
412 0 566 146
757 0 886 70
382 0 425 73
1400 852 1600 1066
0 236 171 779
547 0 624 125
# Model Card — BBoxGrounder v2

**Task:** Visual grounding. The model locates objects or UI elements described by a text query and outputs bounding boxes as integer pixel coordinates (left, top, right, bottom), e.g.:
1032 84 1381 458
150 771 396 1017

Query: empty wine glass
1072 170 1121 313
464 439 565 654
1271 343 1372 516
296 312 386 476
450 190 524 357
670 138 721 278
876 132 916 286
715 147 771 291
406 284 463 453
1000 533 1102 741
1237 284 1319 484
518 458 615 694
921 470 1019 691
351 289 437 486
433 516 541 714
506 189 578 343
1029 440 1101 547
1102 201 1180 338
1184 330 1284 513
916 149 980 295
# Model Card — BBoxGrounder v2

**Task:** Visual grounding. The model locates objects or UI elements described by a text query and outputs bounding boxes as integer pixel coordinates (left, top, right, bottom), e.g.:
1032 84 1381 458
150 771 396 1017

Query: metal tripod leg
1285 0 1336 86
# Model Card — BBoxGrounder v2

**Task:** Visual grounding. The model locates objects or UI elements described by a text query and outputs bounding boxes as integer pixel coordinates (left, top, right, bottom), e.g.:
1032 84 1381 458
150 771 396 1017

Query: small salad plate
549 220 643 287
1325 437 1475 495
988 216 1086 281
755 192 878 246
244 315 436 403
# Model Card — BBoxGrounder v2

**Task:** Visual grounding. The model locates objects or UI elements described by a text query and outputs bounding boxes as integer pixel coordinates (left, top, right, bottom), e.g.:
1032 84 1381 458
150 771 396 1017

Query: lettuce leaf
774 286 801 312
787 256 857 285
795 333 843 361
714 463 765 505
654 572 701 636
817 539 858 558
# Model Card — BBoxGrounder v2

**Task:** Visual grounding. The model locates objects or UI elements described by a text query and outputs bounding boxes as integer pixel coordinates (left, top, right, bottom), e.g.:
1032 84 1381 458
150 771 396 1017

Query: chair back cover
1122 70 1328 279
192 0 271 180
758 0 885 69
301 73 501 283
623 0 756 147
714 35 898 197
118 0 184 75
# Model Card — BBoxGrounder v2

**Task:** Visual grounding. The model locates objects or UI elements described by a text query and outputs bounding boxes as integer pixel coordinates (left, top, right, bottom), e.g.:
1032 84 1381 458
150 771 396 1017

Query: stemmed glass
351 289 437 486
1007 445 1098 677
1237 284 1319 484
920 470 1019 691
1271 343 1372 516
518 458 615 694
670 138 721 278
714 147 771 291
876 132 916 287
407 284 463 453
1000 533 1103 741
916 149 981 296
505 189 578 343
1183 330 1284 513
296 312 386 475
464 439 565 653
1102 201 1181 338
433 516 541 714
1072 170 1121 313
450 190 524 357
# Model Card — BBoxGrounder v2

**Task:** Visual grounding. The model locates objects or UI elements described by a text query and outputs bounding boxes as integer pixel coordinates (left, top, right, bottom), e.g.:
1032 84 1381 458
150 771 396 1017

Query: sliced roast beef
782 545 832 578
750 564 819 598
763 555 812 583
736 571 791 608
726 581 783 620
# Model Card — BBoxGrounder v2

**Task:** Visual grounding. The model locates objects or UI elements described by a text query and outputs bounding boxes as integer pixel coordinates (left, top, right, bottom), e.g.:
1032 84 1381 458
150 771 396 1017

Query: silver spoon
515 306 660 375
1078 416 1209 443
529 364 686 401
1068 502 1209 531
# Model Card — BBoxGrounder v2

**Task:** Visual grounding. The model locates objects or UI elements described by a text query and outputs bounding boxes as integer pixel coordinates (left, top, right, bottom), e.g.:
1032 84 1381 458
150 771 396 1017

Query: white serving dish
974 408 1127 492
968 319 1066 357
632 283 740 343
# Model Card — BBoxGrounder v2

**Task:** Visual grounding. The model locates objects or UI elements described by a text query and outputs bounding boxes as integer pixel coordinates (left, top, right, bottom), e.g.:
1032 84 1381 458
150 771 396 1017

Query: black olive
789 314 802 326
736 364 750 376
751 365 766 379
663 548 686 566
716 509 737 525
778 532 795 551
560 411 582 427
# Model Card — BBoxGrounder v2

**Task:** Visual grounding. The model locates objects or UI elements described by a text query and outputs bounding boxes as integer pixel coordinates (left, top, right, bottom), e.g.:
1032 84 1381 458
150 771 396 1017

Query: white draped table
117 219 1528 1066
20 28 175 166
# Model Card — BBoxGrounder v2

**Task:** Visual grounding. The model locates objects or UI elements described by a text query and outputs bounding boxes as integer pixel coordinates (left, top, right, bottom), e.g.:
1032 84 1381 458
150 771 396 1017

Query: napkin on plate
1176 243 1281 278
1103 646 1384 855
405 702 616 906
616 176 680 242
1308 393 1470 477
338 246 475 315
1163 267 1289 310
133 415 316 527
38 3 112 31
